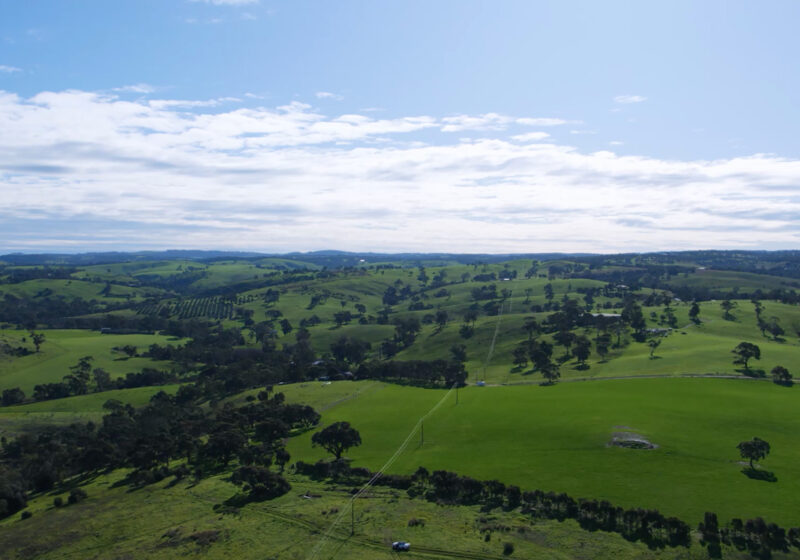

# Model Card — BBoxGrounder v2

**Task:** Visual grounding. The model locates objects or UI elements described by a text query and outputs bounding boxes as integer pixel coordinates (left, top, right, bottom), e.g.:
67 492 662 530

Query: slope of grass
0 330 182 393
0 468 708 560
287 378 800 527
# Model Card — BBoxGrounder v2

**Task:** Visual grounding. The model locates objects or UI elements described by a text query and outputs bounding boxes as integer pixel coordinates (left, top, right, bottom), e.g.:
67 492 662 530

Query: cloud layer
1 89 799 253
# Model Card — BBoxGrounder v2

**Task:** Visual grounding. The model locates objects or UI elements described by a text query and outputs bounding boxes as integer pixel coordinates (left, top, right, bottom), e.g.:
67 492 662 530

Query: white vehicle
391 541 410 551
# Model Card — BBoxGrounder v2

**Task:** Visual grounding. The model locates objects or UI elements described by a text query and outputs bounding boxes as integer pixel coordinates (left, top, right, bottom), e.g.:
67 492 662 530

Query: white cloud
511 132 550 142
516 117 569 126
113 83 156 94
609 141 624 146
316 91 343 101
1 89 799 253
614 94 647 104
0 65 21 73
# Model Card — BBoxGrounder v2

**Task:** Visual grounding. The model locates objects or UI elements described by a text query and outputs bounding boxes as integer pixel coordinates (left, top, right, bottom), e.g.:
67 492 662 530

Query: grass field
0 384 182 437
285 378 800 527
0 329 182 393
0 468 716 560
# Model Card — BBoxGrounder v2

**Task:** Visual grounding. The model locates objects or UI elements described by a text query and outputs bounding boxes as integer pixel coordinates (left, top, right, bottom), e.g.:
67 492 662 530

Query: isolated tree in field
544 283 554 302
771 365 792 386
720 299 737 320
29 332 45 353
688 302 701 324
312 421 361 460
732 342 760 371
737 437 770 470
648 336 663 359
523 287 533 303
434 309 449 331
463 308 479 327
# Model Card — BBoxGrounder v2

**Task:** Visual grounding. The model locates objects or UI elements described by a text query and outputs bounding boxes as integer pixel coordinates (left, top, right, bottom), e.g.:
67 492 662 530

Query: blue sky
1 0 800 253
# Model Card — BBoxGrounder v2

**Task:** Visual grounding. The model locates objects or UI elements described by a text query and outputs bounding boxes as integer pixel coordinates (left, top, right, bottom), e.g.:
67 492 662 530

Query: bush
68 488 88 505
503 542 515 555
53 496 63 508
20 510 31 519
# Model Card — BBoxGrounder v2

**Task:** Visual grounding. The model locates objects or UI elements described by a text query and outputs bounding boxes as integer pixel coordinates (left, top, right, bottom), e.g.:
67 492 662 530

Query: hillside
0 251 799 559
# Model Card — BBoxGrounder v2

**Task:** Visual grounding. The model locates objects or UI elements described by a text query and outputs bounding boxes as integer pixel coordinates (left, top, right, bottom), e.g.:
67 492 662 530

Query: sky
1 0 800 254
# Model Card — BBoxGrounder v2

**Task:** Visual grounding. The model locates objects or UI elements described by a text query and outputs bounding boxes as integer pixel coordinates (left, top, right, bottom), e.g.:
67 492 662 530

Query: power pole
351 499 355 535
456 385 459 405
420 421 424 447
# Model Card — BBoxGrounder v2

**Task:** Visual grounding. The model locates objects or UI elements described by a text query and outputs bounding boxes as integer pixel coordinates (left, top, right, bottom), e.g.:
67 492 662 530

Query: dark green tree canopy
737 437 770 469
732 342 760 371
311 421 361 460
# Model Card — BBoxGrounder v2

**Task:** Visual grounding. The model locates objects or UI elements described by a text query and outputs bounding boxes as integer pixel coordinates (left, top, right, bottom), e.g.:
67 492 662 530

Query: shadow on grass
572 363 590 371
738 368 766 378
742 467 777 482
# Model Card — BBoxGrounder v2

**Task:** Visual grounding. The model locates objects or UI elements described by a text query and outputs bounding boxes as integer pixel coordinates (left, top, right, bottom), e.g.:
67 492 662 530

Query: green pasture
0 385 181 437
0 468 695 560
0 278 150 303
287 377 800 527
0 330 182 393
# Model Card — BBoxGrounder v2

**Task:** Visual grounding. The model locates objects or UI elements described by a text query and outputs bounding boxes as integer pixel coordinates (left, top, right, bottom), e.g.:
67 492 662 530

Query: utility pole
456 385 459 405
420 421 424 447
351 499 354 535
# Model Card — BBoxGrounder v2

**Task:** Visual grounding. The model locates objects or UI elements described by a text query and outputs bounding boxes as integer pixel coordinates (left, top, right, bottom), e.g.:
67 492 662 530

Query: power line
306 383 457 560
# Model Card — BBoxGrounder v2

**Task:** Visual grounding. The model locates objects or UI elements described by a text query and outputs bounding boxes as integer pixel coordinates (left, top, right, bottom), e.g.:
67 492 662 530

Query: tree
648 336 662 359
737 437 770 470
764 316 784 340
573 336 591 367
720 299 737 320
434 309 449 331
595 333 612 362
330 336 371 366
511 345 528 370
522 316 539 340
541 361 560 385
450 344 467 363
311 421 361 460
29 332 45 353
688 302 701 324
771 365 792 386
732 342 760 371
1 388 25 406
64 356 93 395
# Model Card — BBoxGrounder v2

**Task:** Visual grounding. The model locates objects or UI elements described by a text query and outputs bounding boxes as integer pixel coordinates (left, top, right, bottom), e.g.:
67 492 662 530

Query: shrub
53 496 63 508
503 542 515 555
68 488 88 505
20 510 32 519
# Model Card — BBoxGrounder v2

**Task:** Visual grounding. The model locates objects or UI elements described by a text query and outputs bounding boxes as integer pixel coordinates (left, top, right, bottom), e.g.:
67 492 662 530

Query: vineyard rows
136 295 256 319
